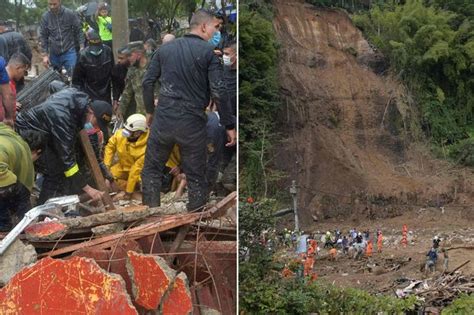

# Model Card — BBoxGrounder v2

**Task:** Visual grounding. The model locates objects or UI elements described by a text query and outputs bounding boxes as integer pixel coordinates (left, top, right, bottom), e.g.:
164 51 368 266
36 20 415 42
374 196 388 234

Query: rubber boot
142 191 161 207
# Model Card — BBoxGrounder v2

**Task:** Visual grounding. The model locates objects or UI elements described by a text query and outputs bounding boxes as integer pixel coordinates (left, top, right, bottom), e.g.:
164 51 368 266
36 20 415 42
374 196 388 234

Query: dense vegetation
353 0 474 163
239 0 281 198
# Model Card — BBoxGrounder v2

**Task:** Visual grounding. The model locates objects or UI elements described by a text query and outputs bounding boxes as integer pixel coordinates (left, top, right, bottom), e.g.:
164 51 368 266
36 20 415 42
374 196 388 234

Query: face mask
223 55 232 66
84 122 93 130
208 31 221 47
122 129 131 138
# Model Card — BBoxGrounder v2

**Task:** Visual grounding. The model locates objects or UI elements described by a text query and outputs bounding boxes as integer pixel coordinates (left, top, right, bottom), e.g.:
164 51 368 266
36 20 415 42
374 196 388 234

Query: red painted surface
0 256 137 314
24 221 67 238
162 273 192 315
127 251 174 310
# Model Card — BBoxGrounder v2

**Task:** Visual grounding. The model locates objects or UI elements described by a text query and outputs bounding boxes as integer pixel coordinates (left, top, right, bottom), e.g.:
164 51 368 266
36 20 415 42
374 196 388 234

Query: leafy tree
239 1 281 198
353 0 474 145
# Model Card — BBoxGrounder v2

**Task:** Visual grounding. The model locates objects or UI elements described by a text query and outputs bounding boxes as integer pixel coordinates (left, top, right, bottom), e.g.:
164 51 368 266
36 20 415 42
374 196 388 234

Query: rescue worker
72 30 114 104
220 40 237 193
0 56 14 128
118 42 158 120
39 0 83 75
96 2 112 50
0 22 32 92
366 240 373 257
206 108 226 193
342 235 349 254
144 38 157 56
141 9 235 210
324 231 333 248
377 230 383 253
104 113 180 199
433 236 441 249
425 247 438 275
0 21 32 62
0 124 46 231
0 53 30 124
15 87 110 204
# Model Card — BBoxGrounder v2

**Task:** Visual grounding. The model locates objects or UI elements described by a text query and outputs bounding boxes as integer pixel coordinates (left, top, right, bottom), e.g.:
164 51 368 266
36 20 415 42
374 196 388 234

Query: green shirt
0 123 35 191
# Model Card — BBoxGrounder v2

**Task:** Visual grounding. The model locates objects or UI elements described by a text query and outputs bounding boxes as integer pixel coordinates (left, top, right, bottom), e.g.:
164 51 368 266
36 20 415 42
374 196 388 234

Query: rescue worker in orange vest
366 240 373 257
377 230 383 253
104 113 181 199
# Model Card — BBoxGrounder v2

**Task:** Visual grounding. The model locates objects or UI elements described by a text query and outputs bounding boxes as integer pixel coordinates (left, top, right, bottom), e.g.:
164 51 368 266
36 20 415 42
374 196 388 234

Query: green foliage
442 294 474 314
239 199 276 251
240 1 282 198
353 0 474 145
240 265 418 314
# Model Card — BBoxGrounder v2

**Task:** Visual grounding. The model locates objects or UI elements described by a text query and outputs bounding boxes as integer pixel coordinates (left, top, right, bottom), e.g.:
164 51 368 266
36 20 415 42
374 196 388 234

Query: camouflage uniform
119 61 159 120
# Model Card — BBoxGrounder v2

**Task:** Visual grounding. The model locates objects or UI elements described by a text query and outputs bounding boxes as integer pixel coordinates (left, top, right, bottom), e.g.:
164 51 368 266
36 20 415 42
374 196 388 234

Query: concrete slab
161 272 193 315
127 251 176 310
0 239 37 286
0 256 137 314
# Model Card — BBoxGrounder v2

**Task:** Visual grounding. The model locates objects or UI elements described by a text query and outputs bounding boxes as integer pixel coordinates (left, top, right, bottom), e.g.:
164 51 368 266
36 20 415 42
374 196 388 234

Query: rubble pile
0 192 237 314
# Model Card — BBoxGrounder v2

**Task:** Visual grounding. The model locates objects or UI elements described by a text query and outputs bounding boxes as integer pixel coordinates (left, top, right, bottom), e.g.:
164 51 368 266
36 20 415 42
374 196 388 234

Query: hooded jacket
72 43 113 103
15 88 89 183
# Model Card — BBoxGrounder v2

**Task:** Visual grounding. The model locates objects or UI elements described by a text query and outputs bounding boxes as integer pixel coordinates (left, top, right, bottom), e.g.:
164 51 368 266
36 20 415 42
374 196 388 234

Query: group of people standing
0 0 236 231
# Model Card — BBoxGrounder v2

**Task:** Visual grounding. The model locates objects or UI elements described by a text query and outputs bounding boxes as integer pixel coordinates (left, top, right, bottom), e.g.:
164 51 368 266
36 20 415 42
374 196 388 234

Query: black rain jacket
15 88 89 187
142 34 234 129
72 44 114 103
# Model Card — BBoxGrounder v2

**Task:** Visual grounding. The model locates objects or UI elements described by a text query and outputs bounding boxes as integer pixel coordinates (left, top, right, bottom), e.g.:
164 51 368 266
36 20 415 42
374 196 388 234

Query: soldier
117 42 158 121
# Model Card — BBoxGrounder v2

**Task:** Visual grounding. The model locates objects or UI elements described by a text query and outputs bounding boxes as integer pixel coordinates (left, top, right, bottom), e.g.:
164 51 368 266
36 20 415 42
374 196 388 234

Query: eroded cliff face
272 0 473 224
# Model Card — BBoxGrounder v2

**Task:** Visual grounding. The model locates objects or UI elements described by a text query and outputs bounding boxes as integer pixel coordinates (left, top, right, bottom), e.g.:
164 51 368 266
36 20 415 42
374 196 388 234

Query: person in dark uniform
141 9 236 210
15 87 110 204
72 30 114 104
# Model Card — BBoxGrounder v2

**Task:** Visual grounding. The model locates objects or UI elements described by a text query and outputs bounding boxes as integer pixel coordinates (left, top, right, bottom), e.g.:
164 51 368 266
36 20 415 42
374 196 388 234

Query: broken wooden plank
79 130 116 210
0 256 137 314
41 213 203 257
166 225 190 264
41 193 236 258
448 260 471 276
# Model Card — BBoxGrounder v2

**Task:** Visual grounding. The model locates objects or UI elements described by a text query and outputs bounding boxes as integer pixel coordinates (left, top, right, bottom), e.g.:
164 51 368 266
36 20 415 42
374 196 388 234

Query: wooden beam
79 130 115 210
166 225 190 264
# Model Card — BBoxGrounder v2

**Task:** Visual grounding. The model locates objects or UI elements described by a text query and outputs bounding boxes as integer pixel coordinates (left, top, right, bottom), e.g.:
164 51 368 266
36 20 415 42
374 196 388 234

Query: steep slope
272 0 473 224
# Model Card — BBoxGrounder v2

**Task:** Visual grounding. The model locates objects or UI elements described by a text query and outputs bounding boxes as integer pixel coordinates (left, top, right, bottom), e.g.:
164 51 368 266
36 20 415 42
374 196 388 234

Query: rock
92 223 125 236
0 239 37 286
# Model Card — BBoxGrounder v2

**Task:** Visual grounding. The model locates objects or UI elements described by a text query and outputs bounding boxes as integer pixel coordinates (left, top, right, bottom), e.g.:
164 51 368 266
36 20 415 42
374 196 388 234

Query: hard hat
124 114 147 132
434 236 439 240
358 232 362 236
326 231 331 235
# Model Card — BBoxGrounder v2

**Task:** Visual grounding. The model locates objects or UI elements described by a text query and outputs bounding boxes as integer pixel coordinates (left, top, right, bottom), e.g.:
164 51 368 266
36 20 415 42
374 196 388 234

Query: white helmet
124 114 147 132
